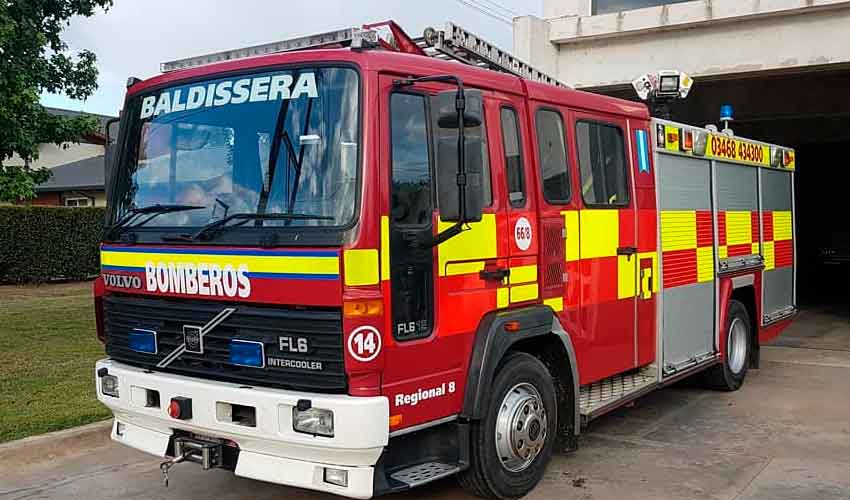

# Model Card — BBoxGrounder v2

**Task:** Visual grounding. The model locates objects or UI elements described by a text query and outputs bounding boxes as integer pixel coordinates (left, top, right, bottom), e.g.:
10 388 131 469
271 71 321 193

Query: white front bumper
96 359 388 499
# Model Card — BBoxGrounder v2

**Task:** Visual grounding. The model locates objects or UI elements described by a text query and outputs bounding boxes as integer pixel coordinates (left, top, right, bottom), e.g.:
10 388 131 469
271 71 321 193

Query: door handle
479 268 510 282
617 246 638 256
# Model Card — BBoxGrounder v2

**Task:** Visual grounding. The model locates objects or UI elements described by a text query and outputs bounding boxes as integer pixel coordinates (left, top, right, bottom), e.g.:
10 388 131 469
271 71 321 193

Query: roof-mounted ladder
160 21 567 88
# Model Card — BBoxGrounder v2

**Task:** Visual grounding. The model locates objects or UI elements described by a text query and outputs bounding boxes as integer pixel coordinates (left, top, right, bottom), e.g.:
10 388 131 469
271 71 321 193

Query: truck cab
95 22 796 500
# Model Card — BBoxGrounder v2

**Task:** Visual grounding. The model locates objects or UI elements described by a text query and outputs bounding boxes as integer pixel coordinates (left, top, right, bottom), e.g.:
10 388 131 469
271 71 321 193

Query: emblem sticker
347 325 382 362
514 217 532 251
182 325 204 354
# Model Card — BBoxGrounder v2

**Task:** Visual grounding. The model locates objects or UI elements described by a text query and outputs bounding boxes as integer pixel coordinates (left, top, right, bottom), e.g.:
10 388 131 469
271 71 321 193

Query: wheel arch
461 306 580 448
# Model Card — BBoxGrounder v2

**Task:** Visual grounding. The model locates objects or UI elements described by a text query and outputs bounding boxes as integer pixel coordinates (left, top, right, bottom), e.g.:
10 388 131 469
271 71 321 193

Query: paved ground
2 308 849 500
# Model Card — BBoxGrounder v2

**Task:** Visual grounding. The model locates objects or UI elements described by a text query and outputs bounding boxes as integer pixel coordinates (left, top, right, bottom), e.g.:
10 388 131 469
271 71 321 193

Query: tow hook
159 437 224 487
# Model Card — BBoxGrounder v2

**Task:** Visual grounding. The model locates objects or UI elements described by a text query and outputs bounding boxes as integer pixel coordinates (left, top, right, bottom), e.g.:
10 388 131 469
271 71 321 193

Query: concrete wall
516 0 850 88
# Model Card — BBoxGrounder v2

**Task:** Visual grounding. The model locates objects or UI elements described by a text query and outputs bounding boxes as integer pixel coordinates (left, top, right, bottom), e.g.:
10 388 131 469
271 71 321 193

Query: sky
40 0 543 117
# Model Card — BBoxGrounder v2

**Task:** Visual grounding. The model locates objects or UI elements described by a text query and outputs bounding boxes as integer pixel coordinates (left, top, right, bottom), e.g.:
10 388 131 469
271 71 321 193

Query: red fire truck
94 21 797 499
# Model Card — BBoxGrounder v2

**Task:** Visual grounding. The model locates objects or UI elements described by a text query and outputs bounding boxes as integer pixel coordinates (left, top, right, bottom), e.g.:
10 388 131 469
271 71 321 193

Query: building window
592 0 691 15
65 197 91 207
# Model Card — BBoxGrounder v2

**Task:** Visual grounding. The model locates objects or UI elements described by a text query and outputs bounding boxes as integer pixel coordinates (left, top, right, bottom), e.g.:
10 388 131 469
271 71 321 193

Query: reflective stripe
579 209 619 259
696 247 714 283
617 254 636 299
509 265 537 285
763 241 776 271
563 211 580 262
725 211 752 246
381 216 390 281
773 211 793 241
660 210 696 251
101 249 339 277
343 249 379 286
437 214 497 277
497 288 510 308
509 284 538 303
544 296 563 312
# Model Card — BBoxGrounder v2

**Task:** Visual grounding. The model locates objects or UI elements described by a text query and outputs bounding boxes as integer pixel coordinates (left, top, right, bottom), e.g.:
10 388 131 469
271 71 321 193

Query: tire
458 352 557 499
703 299 751 391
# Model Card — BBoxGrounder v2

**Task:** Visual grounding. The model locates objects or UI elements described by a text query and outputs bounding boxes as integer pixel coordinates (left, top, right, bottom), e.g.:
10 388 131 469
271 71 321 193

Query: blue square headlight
128 328 158 354
230 340 265 368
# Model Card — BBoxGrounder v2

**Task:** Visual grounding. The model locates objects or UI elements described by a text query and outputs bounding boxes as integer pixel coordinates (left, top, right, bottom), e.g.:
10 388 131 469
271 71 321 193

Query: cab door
493 96 539 307
378 76 506 432
571 111 639 383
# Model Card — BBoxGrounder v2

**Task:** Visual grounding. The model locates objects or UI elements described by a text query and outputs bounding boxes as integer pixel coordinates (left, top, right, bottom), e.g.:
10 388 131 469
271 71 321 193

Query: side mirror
437 136 484 223
104 116 121 202
434 89 483 128
433 89 485 224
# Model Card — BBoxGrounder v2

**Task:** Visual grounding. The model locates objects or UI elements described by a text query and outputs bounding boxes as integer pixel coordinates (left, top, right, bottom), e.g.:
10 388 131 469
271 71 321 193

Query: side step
579 365 657 424
390 462 460 488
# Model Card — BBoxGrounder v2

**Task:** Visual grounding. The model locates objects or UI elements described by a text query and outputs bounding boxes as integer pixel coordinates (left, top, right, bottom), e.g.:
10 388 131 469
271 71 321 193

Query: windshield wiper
165 212 334 242
105 204 205 240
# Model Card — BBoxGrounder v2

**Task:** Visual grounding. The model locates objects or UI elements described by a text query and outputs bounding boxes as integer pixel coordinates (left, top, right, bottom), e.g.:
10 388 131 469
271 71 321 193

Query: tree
0 0 112 203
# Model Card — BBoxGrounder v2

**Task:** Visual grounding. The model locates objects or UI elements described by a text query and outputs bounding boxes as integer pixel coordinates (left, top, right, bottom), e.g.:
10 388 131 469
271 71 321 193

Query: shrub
0 206 105 284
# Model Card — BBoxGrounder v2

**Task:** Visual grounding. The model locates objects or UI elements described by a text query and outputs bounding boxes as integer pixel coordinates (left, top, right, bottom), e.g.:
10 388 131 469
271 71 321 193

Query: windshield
112 66 359 232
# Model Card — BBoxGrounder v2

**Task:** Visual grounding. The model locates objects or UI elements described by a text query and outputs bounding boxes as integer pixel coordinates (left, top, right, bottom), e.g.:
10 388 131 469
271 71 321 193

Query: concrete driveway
2 308 849 500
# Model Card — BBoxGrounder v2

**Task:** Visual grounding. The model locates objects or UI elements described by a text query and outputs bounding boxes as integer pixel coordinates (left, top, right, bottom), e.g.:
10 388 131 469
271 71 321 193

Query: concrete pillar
513 16 560 77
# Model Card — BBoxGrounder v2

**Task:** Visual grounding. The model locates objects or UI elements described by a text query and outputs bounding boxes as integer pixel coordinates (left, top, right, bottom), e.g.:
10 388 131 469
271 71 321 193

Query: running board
390 462 460 488
579 365 658 424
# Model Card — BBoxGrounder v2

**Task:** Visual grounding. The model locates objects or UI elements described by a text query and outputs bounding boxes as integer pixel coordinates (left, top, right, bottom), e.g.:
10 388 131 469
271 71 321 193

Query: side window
576 121 630 207
535 109 571 204
501 107 526 208
390 93 432 226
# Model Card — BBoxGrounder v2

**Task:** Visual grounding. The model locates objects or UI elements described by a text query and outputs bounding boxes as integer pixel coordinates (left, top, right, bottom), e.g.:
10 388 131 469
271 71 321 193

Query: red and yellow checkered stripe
717 211 761 259
762 211 793 270
660 210 714 288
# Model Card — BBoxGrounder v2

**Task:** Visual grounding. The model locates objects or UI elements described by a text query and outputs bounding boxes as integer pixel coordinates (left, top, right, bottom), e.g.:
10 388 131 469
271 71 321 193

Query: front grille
104 294 346 392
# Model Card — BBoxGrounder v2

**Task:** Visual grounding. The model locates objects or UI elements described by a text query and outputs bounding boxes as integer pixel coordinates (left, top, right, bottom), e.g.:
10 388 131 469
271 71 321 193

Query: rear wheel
458 352 557 499
704 299 751 391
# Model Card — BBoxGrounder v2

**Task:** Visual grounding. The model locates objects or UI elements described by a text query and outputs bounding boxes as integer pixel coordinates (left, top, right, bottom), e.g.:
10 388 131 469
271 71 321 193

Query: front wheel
704 299 751 391
458 352 557 499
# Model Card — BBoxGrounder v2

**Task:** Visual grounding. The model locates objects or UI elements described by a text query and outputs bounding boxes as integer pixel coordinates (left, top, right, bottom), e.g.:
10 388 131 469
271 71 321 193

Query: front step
390 462 460 488
579 365 657 423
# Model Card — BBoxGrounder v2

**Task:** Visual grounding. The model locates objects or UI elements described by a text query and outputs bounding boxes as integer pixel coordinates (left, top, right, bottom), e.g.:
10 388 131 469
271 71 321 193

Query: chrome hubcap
495 383 547 472
728 317 748 374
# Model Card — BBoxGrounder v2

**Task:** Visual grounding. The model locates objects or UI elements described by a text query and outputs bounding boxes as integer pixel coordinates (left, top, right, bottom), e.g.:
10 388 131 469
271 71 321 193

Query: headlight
292 406 334 437
101 374 119 398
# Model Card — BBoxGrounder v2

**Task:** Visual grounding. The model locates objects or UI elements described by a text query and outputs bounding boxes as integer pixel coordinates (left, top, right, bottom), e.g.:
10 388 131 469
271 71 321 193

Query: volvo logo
157 308 236 368
103 273 142 289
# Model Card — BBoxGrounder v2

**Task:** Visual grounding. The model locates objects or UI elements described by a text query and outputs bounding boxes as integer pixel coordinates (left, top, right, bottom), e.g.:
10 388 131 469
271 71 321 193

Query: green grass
0 281 110 443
